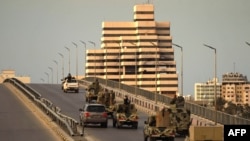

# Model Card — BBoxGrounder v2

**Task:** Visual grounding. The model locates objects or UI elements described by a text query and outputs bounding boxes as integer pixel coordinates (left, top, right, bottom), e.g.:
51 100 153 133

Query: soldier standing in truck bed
124 95 130 105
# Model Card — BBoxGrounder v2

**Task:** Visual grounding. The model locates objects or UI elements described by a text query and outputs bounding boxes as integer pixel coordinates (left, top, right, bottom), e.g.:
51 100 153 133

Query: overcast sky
0 0 250 95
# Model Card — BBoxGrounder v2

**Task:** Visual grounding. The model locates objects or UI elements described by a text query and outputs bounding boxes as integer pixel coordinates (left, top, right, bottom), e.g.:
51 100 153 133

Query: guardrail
81 77 250 125
3 78 83 137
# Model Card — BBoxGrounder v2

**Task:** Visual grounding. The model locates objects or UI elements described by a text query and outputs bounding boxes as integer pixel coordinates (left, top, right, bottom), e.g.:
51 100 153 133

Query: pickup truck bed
63 79 79 93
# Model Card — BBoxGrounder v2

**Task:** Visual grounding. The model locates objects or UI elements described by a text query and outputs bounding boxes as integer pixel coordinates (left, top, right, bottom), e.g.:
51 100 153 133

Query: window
87 106 105 112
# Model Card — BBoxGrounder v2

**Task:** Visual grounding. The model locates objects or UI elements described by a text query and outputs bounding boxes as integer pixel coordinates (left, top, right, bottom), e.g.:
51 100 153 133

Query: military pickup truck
169 95 192 136
85 79 104 103
112 103 138 129
97 89 116 117
171 106 192 137
143 107 176 141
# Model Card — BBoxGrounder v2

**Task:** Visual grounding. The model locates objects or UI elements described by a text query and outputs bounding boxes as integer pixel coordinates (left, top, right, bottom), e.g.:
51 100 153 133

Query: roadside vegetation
216 97 250 119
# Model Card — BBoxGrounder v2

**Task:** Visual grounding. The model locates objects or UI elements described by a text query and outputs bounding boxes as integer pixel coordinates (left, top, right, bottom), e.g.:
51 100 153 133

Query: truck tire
133 122 138 129
167 137 175 141
143 134 148 141
149 137 156 141
101 122 108 128
116 121 121 129
112 119 116 127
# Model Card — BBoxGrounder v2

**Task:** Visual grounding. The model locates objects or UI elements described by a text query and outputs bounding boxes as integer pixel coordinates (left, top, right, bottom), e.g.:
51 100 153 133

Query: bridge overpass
1 77 250 141
82 77 250 126
0 83 63 141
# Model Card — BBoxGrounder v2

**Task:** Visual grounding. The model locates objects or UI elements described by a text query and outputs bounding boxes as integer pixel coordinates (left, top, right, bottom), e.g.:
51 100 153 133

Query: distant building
0 69 30 84
85 4 178 97
183 94 194 101
221 72 250 105
194 78 221 105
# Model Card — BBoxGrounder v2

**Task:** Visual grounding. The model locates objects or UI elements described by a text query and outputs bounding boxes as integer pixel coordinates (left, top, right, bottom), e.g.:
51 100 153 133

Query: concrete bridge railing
80 77 250 125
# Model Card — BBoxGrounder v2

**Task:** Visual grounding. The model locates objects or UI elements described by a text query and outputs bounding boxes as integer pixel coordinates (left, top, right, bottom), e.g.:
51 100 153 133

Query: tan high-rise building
221 72 250 105
86 4 178 96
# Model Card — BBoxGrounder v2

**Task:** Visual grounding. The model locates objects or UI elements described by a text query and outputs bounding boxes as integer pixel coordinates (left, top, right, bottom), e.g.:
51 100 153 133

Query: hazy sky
0 0 250 95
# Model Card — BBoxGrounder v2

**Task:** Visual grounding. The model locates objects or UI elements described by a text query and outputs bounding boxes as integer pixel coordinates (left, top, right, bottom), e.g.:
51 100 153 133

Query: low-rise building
0 69 30 84
194 78 221 105
221 72 250 105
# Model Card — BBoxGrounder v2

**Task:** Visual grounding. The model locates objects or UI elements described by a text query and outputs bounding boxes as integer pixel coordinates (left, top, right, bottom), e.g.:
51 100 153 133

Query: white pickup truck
63 79 79 93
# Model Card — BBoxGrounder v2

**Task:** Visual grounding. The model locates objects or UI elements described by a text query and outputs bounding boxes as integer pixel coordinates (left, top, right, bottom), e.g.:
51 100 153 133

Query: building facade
194 78 221 105
221 72 250 105
85 4 178 96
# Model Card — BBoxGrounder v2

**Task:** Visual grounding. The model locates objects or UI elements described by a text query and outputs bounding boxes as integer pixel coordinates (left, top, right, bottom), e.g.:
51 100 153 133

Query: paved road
0 84 62 141
29 83 187 141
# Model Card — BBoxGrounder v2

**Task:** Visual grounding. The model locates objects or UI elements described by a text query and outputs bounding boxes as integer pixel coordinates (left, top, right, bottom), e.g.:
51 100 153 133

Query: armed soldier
124 95 131 105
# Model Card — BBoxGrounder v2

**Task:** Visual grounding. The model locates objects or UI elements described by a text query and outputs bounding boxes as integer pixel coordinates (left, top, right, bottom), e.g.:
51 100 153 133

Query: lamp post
48 67 53 84
53 60 58 84
119 38 123 92
44 72 49 83
151 41 158 104
103 42 108 86
129 42 138 96
72 42 78 79
65 46 70 74
40 78 45 83
246 41 250 46
204 43 217 125
88 41 96 78
58 53 64 79
173 43 183 96
80 40 87 78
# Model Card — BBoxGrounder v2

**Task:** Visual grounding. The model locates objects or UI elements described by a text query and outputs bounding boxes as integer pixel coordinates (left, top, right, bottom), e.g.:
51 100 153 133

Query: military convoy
85 79 117 117
84 79 191 137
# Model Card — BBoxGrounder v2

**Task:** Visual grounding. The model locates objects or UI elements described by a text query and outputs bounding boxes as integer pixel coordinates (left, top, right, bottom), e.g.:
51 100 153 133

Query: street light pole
204 43 217 125
58 53 64 79
119 38 123 92
103 42 108 86
88 41 96 78
65 46 70 74
44 72 49 83
129 42 138 96
48 67 53 84
173 43 183 96
40 78 45 83
80 40 87 78
53 60 58 84
245 41 250 46
151 42 158 104
72 42 78 80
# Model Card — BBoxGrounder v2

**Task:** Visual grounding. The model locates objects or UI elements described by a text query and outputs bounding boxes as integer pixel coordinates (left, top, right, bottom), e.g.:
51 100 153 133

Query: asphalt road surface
0 84 62 141
28 83 186 141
